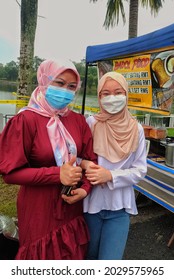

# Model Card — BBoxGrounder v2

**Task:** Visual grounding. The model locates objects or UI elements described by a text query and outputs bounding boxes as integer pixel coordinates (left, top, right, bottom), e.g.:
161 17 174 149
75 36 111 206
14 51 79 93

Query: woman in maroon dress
0 59 96 260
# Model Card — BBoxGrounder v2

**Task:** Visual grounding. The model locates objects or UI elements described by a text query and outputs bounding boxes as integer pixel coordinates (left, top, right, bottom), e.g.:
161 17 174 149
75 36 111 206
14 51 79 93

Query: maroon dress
0 110 96 260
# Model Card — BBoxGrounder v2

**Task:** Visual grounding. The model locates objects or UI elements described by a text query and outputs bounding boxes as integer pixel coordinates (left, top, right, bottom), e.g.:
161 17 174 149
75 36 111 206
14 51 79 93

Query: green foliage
32 56 44 72
0 176 19 218
0 61 19 81
90 0 164 29
0 57 98 97
0 57 98 89
74 61 98 95
0 201 17 218
141 0 164 15
0 56 44 83
0 63 5 79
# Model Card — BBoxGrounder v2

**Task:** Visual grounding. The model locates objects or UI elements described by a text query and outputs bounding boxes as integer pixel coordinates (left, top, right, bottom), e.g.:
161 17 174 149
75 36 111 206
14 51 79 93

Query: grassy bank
0 176 19 218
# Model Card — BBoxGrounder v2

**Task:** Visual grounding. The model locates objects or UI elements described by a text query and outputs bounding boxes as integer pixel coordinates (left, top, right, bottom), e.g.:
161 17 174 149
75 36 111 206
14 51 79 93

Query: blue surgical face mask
45 85 75 109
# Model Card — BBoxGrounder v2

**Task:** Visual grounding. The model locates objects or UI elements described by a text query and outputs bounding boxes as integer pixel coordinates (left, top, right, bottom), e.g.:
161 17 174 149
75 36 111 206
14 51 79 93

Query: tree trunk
17 0 38 101
128 0 139 38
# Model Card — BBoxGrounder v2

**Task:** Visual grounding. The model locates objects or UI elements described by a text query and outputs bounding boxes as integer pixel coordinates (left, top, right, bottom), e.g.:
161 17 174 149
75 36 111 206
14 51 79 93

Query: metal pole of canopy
81 62 88 115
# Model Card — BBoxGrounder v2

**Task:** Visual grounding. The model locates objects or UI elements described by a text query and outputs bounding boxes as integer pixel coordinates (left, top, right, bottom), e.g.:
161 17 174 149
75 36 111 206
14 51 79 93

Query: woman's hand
85 163 112 185
61 188 87 204
60 156 82 186
80 159 95 170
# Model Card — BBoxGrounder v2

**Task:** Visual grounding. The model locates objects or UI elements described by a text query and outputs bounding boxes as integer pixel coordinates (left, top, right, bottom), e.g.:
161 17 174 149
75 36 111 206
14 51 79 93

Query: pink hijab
20 59 81 166
92 71 139 163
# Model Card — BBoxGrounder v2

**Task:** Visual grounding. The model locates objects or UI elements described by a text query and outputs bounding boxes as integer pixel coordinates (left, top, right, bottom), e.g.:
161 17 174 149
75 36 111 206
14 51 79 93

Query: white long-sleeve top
83 115 147 215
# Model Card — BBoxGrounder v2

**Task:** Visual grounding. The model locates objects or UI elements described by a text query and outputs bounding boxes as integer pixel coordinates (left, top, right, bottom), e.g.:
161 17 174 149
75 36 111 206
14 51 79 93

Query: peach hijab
92 71 139 163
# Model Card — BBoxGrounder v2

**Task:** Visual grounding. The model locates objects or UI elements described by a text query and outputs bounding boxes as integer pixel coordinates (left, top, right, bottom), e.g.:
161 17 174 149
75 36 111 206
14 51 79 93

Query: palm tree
17 0 38 99
90 0 164 38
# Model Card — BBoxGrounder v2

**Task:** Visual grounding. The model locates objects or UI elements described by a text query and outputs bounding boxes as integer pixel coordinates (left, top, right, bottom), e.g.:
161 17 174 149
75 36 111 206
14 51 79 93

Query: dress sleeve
78 115 97 194
79 115 97 163
0 113 60 186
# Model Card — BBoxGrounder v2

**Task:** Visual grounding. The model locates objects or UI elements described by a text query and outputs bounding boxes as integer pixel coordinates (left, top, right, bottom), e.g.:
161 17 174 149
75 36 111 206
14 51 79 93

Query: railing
1 100 174 129
0 114 15 132
4 114 15 125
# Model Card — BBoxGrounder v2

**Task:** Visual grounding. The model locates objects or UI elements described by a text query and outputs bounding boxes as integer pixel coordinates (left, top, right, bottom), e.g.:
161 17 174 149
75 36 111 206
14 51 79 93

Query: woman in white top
83 71 147 260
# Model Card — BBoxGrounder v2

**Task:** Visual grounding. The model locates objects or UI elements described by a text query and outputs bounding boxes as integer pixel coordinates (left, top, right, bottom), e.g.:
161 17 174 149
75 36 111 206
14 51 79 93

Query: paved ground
1 179 173 260
123 197 174 260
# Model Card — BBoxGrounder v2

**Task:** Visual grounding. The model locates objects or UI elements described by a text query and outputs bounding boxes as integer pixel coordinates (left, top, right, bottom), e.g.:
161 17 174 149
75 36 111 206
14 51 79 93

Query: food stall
83 24 174 246
135 125 174 215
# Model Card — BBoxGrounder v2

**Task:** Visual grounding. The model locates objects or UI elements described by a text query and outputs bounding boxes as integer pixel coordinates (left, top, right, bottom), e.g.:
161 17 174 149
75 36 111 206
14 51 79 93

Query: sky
0 0 174 64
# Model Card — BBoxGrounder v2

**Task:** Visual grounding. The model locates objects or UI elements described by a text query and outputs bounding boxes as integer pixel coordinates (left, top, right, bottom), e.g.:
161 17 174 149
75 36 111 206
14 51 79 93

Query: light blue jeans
84 209 130 260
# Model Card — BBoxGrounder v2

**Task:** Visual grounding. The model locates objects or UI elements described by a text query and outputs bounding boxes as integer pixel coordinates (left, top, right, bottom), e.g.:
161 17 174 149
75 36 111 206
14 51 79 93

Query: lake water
0 90 99 114
1 88 174 132
0 89 99 131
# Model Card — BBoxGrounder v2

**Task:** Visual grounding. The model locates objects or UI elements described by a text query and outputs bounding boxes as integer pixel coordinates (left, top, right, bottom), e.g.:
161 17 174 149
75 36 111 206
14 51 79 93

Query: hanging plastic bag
0 215 18 240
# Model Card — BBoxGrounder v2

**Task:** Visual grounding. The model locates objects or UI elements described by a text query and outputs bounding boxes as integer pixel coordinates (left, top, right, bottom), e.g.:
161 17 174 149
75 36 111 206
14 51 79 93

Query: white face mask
100 94 127 114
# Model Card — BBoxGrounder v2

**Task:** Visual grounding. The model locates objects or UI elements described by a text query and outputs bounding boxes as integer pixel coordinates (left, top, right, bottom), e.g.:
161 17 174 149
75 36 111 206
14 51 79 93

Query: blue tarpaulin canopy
86 24 174 63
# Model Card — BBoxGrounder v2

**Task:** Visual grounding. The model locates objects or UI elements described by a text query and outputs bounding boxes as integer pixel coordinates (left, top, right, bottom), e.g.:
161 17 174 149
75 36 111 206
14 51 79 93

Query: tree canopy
90 0 165 38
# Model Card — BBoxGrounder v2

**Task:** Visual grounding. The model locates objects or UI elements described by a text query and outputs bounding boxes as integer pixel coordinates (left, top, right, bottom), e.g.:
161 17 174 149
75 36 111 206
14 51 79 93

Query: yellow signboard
113 54 152 108
98 48 174 114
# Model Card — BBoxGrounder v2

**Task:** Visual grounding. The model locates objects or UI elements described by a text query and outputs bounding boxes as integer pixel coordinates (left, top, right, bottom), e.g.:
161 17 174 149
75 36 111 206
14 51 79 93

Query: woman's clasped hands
84 161 112 185
60 156 87 204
